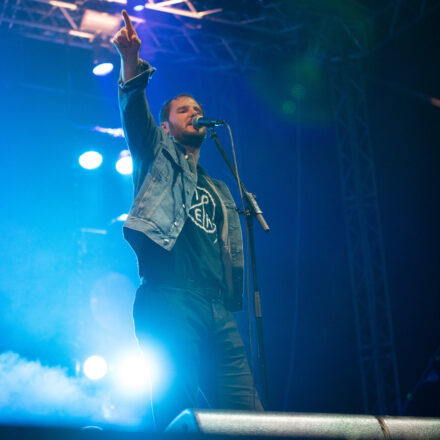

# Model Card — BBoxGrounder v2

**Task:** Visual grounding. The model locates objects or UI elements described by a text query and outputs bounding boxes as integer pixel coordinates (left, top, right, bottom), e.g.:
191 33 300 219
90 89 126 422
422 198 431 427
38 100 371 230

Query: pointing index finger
122 9 135 37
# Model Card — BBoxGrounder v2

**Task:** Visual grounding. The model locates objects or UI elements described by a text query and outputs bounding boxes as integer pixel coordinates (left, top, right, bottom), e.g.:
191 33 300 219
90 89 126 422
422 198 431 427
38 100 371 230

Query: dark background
0 3 438 427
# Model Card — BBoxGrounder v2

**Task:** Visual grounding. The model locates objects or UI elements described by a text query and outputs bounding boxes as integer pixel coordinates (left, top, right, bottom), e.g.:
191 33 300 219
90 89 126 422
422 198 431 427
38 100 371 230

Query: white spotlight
83 355 108 380
116 150 133 175
116 355 150 391
93 62 114 76
79 151 103 170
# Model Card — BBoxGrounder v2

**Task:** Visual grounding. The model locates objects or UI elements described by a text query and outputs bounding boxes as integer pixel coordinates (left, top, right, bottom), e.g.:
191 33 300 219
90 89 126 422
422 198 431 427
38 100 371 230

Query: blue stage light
116 150 133 175
83 355 108 380
79 151 103 170
92 62 114 77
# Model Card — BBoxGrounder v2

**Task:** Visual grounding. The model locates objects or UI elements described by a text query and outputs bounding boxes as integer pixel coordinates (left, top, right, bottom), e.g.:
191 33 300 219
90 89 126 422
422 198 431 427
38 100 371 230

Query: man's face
162 96 207 147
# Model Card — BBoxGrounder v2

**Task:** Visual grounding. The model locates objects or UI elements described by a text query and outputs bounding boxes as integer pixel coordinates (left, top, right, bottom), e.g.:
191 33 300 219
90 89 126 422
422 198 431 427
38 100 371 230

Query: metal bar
144 3 221 19
220 37 237 62
33 0 78 11
59 6 77 30
147 0 185 7
2 15 73 33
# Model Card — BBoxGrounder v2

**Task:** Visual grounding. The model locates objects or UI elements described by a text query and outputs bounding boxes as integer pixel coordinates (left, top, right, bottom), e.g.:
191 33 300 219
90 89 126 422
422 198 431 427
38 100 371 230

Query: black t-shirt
134 169 226 289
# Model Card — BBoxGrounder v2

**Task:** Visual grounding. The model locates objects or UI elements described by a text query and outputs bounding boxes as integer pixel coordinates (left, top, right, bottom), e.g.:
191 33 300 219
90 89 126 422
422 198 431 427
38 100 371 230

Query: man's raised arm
113 10 159 166
113 10 141 83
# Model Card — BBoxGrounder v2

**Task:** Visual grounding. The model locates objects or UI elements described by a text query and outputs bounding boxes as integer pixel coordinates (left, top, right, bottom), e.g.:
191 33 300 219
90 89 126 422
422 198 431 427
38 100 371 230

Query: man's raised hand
112 10 141 60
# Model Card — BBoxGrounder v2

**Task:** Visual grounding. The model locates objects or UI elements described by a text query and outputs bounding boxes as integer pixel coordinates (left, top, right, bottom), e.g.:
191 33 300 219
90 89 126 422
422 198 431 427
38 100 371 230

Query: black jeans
133 282 263 431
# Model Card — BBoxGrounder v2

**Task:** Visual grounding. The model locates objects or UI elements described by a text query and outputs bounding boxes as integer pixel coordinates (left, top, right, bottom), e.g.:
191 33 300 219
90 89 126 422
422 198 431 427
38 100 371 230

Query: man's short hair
159 93 204 124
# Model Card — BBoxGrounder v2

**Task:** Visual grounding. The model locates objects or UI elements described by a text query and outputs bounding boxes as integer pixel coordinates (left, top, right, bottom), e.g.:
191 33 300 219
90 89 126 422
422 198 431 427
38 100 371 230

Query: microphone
192 115 226 130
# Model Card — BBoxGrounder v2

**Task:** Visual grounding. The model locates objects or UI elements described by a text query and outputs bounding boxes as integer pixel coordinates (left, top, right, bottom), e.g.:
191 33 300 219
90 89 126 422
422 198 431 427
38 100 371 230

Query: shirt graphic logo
188 186 217 234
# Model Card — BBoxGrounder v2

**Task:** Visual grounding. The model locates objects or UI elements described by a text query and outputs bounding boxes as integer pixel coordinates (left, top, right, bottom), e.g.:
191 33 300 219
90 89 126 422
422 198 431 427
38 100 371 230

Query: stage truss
329 56 402 415
1 1 438 72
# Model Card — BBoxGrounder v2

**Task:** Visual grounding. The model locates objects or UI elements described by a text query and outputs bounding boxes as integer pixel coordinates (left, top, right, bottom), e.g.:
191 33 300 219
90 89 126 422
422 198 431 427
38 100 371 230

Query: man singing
113 10 263 430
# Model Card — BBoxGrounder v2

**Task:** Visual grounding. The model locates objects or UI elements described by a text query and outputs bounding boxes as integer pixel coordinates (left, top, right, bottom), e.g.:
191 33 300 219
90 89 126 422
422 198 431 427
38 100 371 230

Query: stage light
79 151 103 170
116 150 133 175
69 29 95 39
83 355 108 380
116 355 150 391
91 33 114 77
49 1 78 10
133 5 144 11
80 10 121 36
93 62 114 76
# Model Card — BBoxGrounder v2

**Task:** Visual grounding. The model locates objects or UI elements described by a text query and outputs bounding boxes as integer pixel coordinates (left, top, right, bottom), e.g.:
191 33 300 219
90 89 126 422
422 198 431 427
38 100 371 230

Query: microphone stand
208 127 270 408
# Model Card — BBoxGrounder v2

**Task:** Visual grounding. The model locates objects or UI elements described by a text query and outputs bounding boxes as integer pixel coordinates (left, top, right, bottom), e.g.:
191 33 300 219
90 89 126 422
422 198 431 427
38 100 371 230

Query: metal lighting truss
0 0 305 72
329 51 402 415
1 0 440 72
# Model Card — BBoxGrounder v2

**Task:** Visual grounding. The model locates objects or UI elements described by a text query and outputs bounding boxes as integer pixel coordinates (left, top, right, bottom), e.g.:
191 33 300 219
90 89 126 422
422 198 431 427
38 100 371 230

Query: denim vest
118 61 244 311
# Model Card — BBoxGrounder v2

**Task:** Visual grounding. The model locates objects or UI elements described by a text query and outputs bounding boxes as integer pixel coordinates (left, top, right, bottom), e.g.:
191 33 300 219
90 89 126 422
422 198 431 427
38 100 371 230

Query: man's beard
171 123 206 149
176 131 205 148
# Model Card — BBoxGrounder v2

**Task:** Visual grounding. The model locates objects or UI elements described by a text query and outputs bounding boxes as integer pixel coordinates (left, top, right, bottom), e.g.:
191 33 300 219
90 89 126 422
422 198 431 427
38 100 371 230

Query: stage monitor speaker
166 409 440 439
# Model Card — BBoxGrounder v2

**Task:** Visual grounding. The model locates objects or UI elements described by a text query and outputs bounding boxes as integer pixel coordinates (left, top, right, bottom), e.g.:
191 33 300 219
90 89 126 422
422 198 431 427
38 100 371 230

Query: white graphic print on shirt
188 185 217 234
